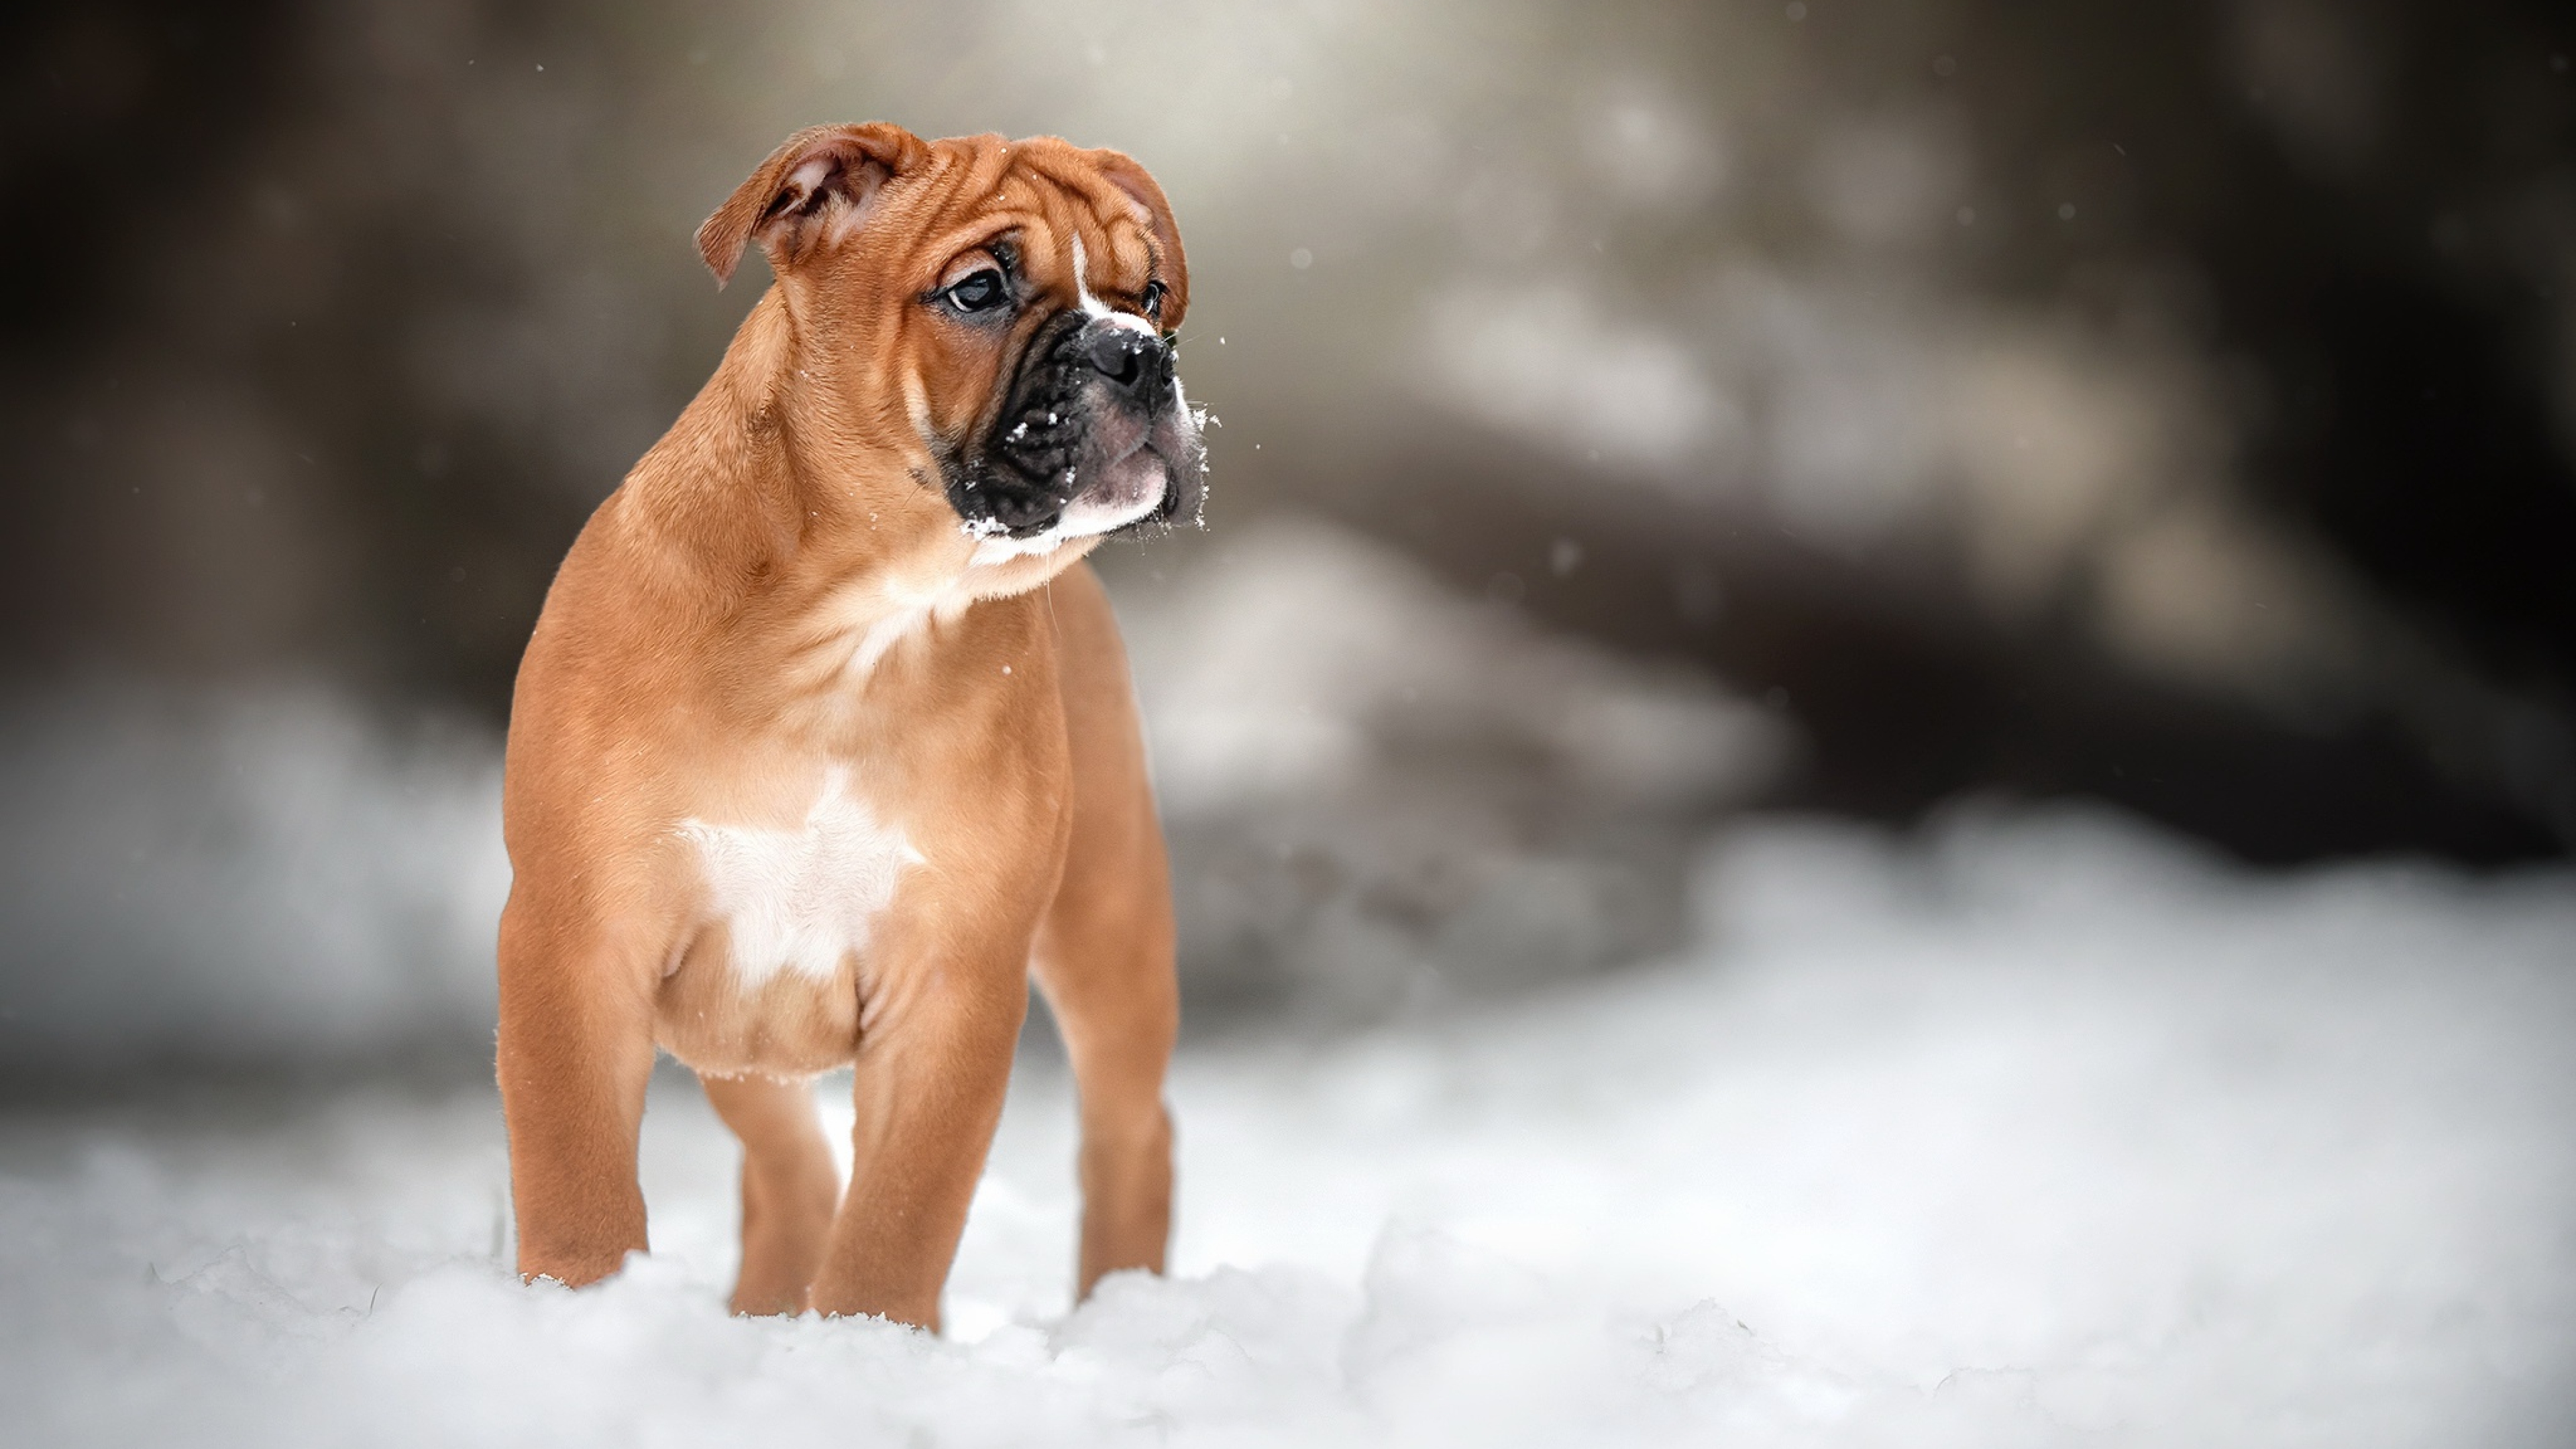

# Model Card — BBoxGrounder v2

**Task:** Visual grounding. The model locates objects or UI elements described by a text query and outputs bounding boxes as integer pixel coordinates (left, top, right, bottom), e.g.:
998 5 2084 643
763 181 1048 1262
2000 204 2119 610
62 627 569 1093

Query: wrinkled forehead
895 136 1164 286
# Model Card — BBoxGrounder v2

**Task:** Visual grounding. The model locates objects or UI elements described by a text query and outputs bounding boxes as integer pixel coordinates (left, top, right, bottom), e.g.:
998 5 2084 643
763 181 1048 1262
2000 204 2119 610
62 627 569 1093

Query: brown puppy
496 123 1203 1330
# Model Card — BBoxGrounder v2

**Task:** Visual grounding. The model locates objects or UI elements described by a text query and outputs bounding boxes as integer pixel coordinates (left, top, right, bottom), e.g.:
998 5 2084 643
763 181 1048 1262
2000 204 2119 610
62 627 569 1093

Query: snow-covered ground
5 806 2573 1447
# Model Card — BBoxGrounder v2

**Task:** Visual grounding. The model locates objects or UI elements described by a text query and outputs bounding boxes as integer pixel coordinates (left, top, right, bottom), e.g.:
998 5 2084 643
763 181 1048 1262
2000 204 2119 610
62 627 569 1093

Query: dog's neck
614 288 1089 712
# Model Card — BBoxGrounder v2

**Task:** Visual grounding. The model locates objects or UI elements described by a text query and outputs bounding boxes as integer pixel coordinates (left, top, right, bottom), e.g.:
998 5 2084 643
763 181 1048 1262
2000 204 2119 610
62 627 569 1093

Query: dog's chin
963 446 1168 566
1083 444 1173 531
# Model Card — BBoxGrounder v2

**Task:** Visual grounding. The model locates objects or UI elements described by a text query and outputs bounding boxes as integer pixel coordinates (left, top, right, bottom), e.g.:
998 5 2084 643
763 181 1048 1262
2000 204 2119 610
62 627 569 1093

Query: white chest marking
678 766 923 989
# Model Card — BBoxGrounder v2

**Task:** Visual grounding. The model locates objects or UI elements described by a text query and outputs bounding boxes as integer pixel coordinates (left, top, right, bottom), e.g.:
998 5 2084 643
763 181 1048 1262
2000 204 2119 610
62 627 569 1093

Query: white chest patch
678 766 924 990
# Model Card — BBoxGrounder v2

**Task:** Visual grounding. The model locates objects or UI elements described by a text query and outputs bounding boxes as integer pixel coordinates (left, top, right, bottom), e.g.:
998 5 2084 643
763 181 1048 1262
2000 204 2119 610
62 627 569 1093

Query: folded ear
696 122 929 286
1089 148 1189 329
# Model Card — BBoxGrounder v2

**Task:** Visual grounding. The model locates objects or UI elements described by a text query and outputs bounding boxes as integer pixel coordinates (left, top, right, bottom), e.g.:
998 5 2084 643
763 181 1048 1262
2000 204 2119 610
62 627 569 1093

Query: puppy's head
698 125 1205 562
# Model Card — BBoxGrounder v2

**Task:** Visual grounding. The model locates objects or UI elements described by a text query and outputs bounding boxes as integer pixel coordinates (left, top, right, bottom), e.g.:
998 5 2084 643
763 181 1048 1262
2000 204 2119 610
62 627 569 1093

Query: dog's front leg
496 899 660 1288
806 971 1030 1330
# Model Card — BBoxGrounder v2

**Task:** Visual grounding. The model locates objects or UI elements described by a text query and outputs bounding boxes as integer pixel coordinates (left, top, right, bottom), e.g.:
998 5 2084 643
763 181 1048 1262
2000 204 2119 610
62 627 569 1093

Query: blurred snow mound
0 682 507 1072
1129 517 1785 818
1124 517 1792 1018
1694 798 2242 947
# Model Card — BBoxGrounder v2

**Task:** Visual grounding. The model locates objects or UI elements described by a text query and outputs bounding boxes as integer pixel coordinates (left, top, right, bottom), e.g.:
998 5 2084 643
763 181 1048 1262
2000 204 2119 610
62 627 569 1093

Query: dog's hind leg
1033 565 1179 1299
701 1072 841 1316
1033 892 1177 1299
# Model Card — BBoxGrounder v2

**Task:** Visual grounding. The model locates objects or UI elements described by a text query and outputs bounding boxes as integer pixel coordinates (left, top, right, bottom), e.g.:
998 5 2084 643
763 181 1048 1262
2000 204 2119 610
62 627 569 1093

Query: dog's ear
1089 149 1189 329
696 123 928 287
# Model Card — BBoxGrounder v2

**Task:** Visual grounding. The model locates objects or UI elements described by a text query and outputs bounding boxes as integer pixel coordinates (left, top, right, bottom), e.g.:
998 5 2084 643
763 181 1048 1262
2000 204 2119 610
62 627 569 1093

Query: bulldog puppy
496 123 1203 1330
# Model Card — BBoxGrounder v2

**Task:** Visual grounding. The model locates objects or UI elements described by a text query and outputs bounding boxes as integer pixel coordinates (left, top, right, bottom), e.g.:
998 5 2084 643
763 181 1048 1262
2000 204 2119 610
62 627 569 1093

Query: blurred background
3 0 2573 1077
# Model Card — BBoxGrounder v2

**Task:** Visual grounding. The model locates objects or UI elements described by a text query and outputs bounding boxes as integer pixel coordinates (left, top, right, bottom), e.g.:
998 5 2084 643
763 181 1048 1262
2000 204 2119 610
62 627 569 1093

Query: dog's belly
653 765 922 1076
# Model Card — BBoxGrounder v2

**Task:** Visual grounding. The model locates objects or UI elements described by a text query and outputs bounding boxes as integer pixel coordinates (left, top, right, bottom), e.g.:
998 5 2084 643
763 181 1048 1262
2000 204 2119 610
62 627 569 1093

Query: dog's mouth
945 313 1205 550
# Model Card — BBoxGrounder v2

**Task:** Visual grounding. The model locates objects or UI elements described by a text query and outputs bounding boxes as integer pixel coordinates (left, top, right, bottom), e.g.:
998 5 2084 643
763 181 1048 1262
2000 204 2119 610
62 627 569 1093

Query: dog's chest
677 765 922 988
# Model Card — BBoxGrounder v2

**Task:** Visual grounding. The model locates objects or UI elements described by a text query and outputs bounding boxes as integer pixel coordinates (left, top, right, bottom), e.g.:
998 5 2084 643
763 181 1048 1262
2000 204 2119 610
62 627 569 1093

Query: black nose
1082 325 1168 397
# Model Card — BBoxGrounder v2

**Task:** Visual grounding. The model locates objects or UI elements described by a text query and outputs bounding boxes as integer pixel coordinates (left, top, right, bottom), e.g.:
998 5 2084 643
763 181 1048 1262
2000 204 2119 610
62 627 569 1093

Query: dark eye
945 269 1008 314
1140 279 1169 319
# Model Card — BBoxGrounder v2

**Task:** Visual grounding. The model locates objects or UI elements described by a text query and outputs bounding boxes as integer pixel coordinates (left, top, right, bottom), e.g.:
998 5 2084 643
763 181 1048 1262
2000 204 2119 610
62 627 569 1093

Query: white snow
6 803 2573 1446
0 682 506 1071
